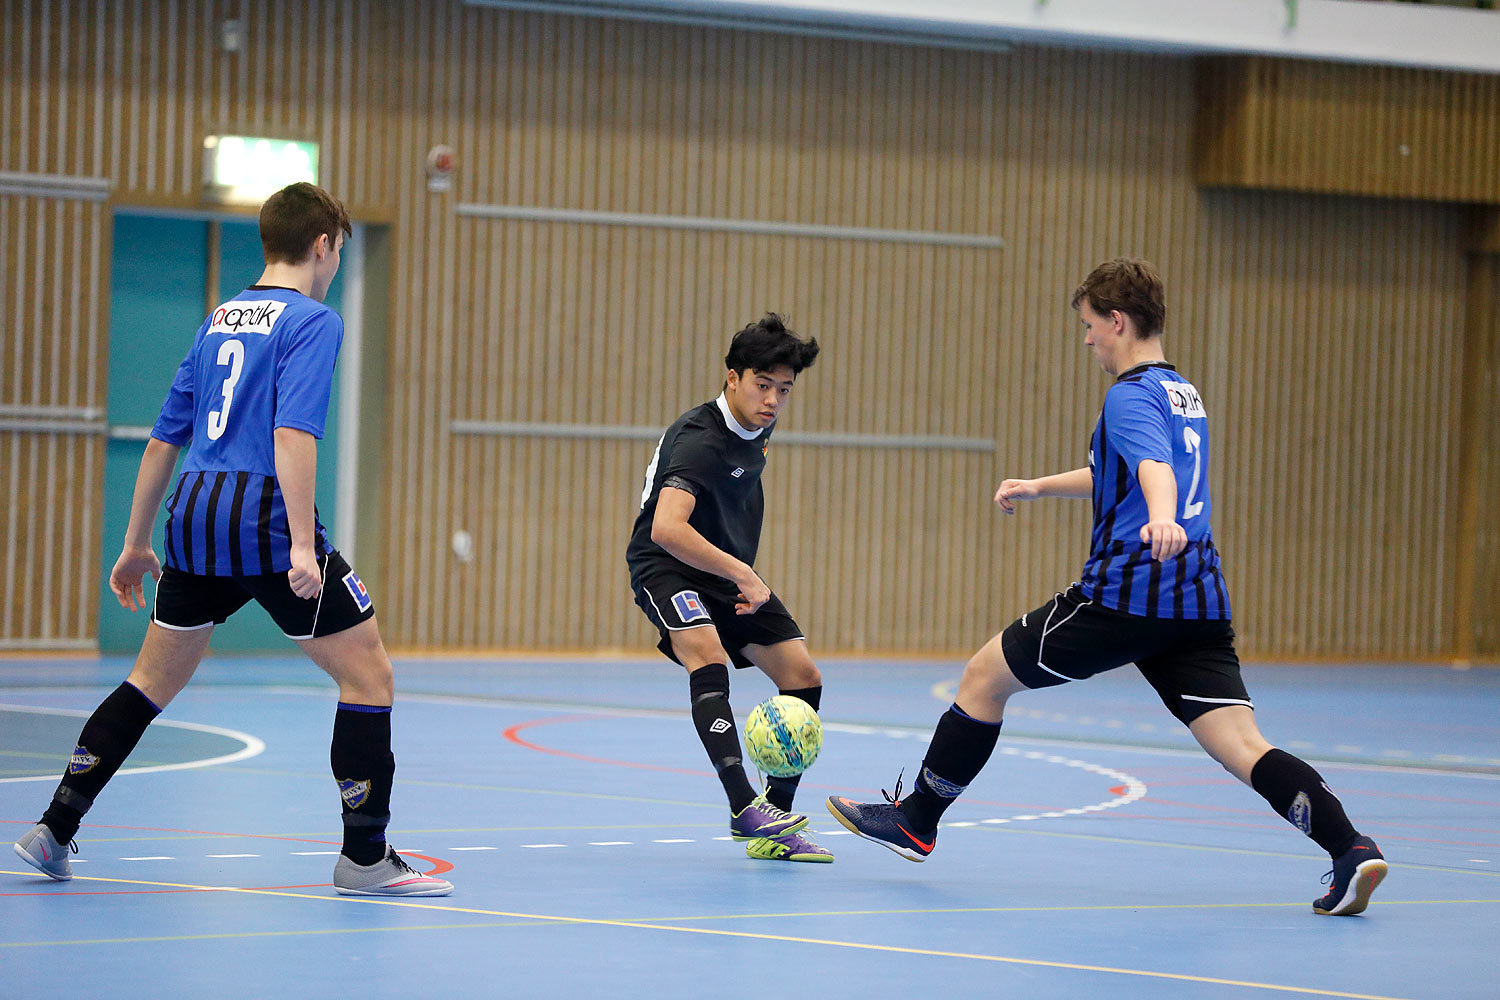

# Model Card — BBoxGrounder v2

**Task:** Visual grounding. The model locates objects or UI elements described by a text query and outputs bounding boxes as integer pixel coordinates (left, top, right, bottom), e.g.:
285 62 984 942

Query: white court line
0 703 265 782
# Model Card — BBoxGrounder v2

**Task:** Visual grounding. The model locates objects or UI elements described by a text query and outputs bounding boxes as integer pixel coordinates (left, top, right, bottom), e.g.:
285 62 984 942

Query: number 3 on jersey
207 339 245 440
1182 425 1204 520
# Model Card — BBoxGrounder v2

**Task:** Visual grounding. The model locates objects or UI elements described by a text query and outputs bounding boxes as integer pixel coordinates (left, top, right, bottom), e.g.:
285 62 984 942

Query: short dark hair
1070 258 1165 337
259 182 352 265
724 313 820 376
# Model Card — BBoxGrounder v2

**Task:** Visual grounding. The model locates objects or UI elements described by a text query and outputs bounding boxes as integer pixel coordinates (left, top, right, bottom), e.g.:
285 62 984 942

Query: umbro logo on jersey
1160 380 1207 419
730 468 745 478
207 299 287 337
709 719 733 734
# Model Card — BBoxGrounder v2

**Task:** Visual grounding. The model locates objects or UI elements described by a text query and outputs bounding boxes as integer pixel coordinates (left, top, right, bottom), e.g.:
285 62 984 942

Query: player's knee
960 636 1023 698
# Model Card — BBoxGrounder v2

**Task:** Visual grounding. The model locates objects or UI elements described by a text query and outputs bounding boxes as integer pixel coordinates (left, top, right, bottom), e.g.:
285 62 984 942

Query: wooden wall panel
1197 56 1500 203
0 0 1486 658
1457 255 1500 656
0 195 110 648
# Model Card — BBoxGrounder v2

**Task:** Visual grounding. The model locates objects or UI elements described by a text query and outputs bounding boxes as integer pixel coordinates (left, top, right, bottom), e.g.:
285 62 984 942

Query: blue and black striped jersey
150 286 340 576
1078 362 1231 620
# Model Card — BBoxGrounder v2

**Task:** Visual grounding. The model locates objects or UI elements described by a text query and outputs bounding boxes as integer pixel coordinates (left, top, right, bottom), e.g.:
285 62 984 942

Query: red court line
503 714 719 778
502 715 1123 811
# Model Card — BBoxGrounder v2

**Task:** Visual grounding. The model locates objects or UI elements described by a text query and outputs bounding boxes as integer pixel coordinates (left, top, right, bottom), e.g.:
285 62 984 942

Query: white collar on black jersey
715 393 765 440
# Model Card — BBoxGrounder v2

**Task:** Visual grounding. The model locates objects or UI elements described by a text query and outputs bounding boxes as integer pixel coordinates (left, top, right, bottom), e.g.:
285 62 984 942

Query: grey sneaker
729 795 809 841
333 847 453 897
13 823 76 881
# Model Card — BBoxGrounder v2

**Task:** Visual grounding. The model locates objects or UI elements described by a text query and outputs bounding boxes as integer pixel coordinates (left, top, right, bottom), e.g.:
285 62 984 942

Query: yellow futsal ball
744 695 822 778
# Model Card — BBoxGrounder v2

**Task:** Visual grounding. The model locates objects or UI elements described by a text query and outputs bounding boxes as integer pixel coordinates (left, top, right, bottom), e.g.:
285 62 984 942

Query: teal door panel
101 215 346 654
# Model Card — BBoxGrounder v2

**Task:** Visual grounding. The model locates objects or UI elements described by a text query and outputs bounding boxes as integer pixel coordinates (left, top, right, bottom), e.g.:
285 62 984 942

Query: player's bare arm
1136 458 1188 561
994 467 1092 513
274 426 323 599
109 438 182 611
651 486 770 613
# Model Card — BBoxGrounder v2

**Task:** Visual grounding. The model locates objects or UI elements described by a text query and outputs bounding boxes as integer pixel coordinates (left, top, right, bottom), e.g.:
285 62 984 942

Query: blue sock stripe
337 702 392 714
949 702 1002 727
124 681 164 715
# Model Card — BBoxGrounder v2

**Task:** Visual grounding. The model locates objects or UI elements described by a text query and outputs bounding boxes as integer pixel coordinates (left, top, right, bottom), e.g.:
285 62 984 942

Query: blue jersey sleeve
150 344 198 446
273 309 343 438
1101 380 1173 475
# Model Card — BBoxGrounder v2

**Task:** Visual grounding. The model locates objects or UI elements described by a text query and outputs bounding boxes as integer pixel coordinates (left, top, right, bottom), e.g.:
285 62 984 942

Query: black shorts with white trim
1000 585 1250 725
632 569 804 669
151 549 376 640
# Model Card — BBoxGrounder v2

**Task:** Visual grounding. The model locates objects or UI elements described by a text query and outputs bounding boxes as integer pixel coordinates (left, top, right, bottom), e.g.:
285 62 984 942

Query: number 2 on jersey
1182 425 1204 520
206 339 245 440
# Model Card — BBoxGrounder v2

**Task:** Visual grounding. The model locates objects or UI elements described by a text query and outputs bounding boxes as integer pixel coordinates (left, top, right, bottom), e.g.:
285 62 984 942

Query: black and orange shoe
1313 836 1388 915
826 776 935 862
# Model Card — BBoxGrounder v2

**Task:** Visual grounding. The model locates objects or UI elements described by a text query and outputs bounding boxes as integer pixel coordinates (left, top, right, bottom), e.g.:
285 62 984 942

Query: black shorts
1000 586 1250 725
151 550 376 640
632 570 805 669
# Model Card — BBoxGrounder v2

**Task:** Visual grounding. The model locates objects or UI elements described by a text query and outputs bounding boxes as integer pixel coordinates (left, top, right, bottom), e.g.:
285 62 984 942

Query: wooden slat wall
0 0 1486 657
1457 254 1500 656
0 195 110 647
1197 56 1500 202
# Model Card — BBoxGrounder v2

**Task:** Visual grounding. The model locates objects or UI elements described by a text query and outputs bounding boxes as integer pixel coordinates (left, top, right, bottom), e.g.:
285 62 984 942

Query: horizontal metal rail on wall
450 420 995 452
0 171 111 201
455 203 1004 249
0 412 154 440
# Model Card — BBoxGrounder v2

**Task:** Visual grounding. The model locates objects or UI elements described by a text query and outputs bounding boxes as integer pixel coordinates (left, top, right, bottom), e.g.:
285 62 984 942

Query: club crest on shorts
671 590 712 624
342 570 372 612
68 745 100 775
338 778 372 809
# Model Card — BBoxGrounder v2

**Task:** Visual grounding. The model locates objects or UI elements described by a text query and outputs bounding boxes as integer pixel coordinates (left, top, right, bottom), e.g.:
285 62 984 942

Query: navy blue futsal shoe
1313 836 1388 915
825 778 935 863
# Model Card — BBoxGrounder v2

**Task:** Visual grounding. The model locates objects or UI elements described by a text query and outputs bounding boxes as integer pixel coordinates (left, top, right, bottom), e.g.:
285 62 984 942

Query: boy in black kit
627 314 829 862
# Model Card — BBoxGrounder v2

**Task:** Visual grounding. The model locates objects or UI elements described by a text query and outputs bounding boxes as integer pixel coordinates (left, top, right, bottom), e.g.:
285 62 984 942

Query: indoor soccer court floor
2 653 1497 999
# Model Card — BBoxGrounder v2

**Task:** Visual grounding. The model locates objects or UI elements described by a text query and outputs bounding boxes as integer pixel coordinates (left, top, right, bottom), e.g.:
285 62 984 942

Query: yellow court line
0 870 1412 999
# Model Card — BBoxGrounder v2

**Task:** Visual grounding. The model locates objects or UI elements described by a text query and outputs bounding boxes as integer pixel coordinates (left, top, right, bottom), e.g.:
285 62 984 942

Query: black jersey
626 395 773 595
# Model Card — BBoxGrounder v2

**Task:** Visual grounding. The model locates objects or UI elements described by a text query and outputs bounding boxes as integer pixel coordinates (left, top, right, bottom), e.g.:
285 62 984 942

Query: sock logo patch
338 778 372 809
1288 791 1313 835
68 745 100 775
921 766 968 799
709 719 733 734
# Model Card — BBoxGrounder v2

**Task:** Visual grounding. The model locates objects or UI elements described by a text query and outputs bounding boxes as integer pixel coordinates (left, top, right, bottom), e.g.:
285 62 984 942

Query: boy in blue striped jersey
12 183 451 897
830 258 1386 916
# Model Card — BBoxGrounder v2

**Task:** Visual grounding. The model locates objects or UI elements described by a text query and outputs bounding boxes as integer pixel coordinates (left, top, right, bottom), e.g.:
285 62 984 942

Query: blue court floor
2 654 1497 999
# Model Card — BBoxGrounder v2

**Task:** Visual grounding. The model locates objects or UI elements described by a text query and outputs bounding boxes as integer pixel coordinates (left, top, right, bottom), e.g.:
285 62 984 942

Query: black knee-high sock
899 703 1003 834
689 664 756 814
331 703 395 866
40 682 161 842
764 685 822 812
1250 747 1359 857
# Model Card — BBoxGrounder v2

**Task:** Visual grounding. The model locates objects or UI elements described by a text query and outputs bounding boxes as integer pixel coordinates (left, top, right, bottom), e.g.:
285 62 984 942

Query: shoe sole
335 883 454 897
825 799 928 863
13 841 71 881
1314 859 1388 916
746 847 835 863
730 815 809 841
